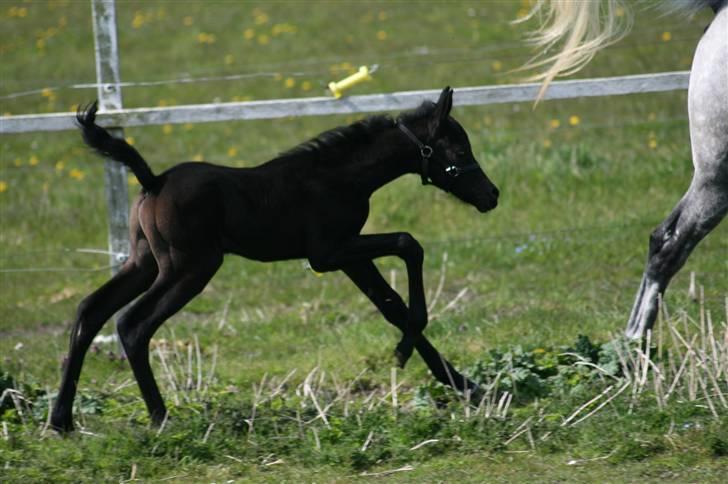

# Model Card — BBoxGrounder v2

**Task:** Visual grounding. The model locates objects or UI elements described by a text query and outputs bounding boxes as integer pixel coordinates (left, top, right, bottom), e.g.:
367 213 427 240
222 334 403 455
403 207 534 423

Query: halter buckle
420 145 433 159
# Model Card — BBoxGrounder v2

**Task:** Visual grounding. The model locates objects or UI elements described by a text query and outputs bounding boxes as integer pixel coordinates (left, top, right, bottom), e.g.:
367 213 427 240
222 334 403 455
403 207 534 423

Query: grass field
1 1 727 481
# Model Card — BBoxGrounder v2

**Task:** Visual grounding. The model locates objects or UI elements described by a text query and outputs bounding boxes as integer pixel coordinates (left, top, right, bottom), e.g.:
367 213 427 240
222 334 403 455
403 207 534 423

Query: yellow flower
69 168 85 180
569 115 580 126
132 11 145 29
491 60 502 72
227 146 238 157
17 7 28 18
197 33 216 44
661 31 671 42
376 30 387 41
543 139 552 148
0 181 7 193
162 124 173 135
549 119 560 129
192 153 203 161
284 77 296 88
55 160 65 172
244 28 255 40
183 16 193 26
128 175 140 186
649 139 658 149
126 136 135 145
301 81 312 92
616 7 625 17
254 12 269 25
257 34 270 45
29 155 39 166
36 38 46 50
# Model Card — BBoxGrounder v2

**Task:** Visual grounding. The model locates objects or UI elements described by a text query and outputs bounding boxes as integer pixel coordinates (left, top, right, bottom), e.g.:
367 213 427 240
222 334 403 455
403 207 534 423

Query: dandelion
69 168 85 181
29 155 39 166
126 136 135 145
244 28 255 40
376 30 387 41
132 11 145 29
661 31 672 42
616 6 625 17
543 139 552 148
0 181 7 193
257 34 270 45
284 77 296 88
301 81 312 92
55 160 65 172
41 88 55 101
192 153 203 162
183 16 193 26
36 38 46 50
197 33 216 44
569 115 580 126
162 124 173 135
549 119 560 129
491 60 502 72
254 12 269 25
227 147 238 157
649 138 658 149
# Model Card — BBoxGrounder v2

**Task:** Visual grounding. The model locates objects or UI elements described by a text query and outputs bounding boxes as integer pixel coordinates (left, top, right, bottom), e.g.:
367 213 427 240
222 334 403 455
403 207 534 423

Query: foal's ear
429 86 453 137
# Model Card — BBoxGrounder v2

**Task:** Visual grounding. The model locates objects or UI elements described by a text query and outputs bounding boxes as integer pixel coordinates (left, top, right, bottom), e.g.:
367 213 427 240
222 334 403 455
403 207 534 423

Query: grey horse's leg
626 7 728 339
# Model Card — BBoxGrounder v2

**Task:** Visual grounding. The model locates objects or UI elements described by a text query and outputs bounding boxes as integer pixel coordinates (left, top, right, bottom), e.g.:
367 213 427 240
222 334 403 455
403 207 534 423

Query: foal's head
399 87 499 213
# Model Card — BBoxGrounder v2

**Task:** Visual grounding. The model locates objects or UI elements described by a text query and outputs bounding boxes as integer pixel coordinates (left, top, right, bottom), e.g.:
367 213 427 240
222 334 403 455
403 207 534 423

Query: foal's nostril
491 186 500 199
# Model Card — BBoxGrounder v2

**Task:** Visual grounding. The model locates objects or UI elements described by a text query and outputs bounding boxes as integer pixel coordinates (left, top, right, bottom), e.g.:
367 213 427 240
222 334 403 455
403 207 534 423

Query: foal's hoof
394 341 415 369
50 417 74 434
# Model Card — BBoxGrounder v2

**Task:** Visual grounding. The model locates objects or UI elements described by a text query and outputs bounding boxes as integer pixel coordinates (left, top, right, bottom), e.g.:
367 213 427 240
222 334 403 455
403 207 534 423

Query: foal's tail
76 101 160 193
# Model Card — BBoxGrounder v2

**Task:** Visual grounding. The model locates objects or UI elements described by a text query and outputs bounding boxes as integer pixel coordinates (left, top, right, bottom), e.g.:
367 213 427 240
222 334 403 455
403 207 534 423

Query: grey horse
522 0 727 339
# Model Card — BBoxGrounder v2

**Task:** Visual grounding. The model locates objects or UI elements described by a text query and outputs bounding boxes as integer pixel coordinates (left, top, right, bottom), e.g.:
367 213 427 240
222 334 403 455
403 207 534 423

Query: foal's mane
276 101 436 164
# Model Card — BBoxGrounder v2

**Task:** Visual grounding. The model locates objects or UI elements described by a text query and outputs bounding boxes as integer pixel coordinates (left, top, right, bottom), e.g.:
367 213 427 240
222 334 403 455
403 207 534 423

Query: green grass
1 1 727 481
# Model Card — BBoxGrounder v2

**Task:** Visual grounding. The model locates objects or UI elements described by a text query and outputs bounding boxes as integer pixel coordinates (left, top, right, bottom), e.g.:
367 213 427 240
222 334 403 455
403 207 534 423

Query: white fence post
91 0 129 272
91 0 129 350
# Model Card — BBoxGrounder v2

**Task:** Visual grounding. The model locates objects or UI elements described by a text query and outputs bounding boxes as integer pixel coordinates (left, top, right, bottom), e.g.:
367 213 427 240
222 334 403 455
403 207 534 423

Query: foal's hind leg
117 249 222 424
50 253 157 432
625 9 728 339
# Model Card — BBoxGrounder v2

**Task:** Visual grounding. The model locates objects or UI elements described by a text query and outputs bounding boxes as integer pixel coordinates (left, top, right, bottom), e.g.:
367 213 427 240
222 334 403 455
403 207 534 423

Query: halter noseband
396 120 480 188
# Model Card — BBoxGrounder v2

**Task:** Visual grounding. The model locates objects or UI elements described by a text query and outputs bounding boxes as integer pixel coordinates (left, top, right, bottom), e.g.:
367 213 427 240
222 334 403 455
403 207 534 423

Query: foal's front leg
308 233 427 368
344 261 482 399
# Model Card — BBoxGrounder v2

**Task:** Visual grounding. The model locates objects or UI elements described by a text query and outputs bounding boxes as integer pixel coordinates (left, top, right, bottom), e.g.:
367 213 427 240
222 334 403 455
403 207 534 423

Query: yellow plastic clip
328 65 373 99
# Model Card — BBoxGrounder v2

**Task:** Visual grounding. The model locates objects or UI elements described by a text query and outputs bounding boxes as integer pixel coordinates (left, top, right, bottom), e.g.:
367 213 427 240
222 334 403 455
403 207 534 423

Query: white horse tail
519 0 723 102
517 0 632 102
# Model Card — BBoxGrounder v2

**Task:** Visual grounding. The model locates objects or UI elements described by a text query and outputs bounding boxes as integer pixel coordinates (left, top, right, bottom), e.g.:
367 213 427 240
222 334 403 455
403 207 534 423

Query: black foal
51 87 500 431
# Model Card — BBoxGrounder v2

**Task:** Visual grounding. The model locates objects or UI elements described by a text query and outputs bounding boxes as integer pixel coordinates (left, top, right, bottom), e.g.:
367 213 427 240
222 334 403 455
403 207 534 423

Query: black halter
396 120 480 188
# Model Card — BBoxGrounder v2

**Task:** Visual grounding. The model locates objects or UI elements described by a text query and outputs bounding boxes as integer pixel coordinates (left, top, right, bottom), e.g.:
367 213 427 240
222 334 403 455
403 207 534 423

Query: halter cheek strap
397 121 434 185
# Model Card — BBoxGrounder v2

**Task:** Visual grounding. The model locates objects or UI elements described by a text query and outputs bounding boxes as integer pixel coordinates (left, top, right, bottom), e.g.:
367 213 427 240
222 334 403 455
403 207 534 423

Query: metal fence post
91 0 129 347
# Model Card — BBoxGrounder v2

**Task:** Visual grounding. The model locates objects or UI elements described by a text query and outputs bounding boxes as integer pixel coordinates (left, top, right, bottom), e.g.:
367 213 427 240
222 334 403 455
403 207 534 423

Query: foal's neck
344 124 422 196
